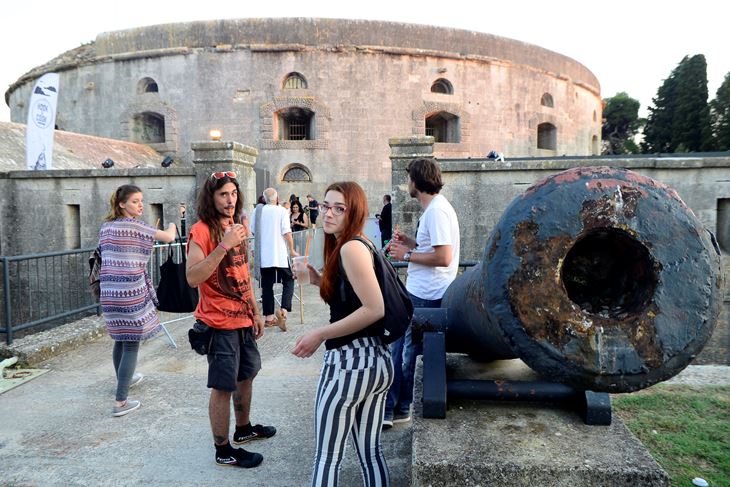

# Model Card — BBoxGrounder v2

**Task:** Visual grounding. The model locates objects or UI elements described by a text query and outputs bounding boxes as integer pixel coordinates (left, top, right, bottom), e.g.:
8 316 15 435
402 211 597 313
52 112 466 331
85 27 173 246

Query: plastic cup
293 256 310 284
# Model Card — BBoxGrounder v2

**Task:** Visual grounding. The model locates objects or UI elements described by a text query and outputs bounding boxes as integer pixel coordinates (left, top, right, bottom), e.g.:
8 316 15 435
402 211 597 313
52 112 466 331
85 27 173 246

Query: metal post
3 257 12 345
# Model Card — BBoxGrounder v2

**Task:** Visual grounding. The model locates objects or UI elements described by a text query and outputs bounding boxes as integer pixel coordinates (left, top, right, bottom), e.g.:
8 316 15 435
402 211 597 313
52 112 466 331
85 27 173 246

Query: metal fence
1 227 475 345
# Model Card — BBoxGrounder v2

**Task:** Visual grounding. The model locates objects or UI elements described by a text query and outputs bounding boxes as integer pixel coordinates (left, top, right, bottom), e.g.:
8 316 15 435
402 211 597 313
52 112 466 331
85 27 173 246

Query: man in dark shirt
377 194 392 248
306 194 319 227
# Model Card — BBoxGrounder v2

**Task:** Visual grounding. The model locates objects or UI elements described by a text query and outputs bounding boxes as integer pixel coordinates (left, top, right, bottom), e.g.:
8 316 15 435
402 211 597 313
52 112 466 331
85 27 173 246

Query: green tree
710 72 730 151
642 55 714 153
602 92 642 154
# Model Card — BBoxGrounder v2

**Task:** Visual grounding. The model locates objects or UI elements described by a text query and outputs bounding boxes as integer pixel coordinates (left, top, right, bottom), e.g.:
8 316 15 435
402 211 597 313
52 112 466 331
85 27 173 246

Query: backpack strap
338 236 376 302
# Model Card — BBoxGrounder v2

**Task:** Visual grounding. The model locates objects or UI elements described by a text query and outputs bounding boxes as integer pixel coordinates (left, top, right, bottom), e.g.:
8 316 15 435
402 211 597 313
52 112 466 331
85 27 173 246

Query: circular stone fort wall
6 18 602 200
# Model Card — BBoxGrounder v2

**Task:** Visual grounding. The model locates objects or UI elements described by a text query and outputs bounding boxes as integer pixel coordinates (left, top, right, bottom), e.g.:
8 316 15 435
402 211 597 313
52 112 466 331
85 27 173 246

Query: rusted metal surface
442 166 723 393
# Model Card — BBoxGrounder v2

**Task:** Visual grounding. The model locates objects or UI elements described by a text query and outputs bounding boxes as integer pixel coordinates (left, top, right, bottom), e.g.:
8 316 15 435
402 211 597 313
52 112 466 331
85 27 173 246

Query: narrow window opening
431 79 453 94
537 122 557 150
150 204 163 233
65 205 81 249
137 77 159 94
541 93 554 108
717 199 730 253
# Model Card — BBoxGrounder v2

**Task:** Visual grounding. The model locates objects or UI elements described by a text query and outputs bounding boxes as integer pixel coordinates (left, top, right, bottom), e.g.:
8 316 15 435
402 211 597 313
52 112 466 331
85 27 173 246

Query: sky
1 0 727 123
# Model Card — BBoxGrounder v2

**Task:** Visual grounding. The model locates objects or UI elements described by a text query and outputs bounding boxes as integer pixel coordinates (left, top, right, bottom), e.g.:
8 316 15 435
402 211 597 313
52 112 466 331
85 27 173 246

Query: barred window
283 166 312 182
425 111 460 143
283 73 307 90
276 107 314 141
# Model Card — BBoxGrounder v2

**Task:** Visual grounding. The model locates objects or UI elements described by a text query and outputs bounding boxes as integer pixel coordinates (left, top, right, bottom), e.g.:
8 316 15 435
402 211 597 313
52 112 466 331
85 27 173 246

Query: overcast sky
1 0 727 123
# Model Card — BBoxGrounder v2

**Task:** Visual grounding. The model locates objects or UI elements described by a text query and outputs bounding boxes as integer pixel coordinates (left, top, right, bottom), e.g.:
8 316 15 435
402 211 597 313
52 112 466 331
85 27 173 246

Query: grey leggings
112 340 140 402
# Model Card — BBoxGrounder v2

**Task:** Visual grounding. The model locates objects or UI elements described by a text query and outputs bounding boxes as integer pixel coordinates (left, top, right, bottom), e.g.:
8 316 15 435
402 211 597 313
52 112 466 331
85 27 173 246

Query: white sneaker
129 372 144 388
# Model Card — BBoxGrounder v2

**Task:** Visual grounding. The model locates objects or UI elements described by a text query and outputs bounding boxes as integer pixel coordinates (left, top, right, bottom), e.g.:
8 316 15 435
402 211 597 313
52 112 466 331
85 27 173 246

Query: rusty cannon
419 166 723 424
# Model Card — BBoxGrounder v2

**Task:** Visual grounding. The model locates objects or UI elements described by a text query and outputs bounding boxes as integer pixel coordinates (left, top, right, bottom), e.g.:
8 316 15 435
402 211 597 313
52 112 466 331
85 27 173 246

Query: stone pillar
191 141 258 221
389 136 434 238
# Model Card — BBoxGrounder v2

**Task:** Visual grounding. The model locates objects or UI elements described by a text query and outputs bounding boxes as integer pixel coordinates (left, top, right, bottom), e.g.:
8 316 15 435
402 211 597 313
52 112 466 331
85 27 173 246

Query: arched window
541 93 554 108
425 111 460 143
276 107 314 140
282 165 312 182
283 72 307 90
137 77 159 94
132 112 165 143
537 122 557 150
431 78 453 95
593 110 597 122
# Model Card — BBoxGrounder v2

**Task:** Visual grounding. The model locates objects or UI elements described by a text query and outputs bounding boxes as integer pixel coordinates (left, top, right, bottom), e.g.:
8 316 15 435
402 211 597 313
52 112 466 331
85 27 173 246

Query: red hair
319 182 370 302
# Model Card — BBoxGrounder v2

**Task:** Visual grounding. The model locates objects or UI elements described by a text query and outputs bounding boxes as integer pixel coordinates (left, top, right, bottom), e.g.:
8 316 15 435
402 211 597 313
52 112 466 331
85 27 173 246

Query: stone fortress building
5 18 603 200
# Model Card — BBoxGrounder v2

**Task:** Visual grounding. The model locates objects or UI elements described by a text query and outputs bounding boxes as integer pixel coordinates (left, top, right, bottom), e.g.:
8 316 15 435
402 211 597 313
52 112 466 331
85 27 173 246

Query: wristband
218 242 230 252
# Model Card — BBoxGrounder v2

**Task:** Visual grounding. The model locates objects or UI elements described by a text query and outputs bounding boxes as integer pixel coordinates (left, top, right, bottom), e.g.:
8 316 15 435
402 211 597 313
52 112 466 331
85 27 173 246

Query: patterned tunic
99 218 160 341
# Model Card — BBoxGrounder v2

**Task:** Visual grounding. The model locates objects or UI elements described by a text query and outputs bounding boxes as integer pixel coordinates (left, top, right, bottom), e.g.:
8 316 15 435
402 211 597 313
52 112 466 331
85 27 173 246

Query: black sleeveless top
324 239 383 350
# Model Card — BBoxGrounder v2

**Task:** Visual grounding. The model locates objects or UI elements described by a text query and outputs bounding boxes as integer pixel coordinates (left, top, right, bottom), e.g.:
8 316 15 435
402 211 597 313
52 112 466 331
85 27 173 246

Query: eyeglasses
318 203 347 216
210 171 237 180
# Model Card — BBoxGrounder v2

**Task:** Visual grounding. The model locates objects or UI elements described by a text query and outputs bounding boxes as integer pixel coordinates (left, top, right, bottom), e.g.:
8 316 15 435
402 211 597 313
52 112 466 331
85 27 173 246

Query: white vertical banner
26 73 60 170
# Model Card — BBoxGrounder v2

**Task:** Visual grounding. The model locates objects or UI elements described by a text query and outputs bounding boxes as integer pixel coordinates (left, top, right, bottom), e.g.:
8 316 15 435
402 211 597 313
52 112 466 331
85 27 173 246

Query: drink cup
293 256 310 284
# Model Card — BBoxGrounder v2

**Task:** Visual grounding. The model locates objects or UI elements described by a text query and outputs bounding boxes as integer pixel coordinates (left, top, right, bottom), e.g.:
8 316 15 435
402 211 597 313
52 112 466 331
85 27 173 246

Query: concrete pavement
0 284 412 486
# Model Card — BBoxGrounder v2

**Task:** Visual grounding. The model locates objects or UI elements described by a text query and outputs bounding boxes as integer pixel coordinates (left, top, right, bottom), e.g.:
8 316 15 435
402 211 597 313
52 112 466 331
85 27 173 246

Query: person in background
306 194 319 227
258 187 297 331
376 194 392 248
290 200 310 233
186 171 274 469
293 181 393 486
384 158 460 430
98 184 176 417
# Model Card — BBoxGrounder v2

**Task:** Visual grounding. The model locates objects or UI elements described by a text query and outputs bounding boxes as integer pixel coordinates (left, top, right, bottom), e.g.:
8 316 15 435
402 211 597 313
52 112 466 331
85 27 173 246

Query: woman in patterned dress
99 185 176 417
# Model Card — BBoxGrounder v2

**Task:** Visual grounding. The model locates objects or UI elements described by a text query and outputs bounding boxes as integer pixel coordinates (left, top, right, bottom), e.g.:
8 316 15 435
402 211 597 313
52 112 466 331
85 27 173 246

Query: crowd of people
96 157 460 486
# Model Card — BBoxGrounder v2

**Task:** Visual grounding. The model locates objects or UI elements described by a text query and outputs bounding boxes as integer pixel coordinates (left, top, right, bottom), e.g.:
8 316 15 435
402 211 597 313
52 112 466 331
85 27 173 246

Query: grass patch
613 385 730 487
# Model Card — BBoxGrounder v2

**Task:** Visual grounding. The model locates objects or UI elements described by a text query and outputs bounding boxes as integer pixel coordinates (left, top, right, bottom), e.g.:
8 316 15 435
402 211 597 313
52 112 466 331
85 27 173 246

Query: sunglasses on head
209 171 237 180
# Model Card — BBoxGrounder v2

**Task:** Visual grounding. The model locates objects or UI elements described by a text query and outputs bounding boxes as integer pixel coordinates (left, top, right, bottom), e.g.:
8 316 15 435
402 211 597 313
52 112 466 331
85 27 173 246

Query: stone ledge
0 314 106 367
411 356 670 487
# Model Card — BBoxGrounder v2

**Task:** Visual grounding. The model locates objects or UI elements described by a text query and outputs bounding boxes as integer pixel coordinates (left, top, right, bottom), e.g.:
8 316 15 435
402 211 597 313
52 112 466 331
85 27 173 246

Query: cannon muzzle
441 166 722 393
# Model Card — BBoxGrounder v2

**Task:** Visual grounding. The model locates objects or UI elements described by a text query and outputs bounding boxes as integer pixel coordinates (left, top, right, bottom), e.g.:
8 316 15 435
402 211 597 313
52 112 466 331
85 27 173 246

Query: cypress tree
643 55 714 152
711 72 730 151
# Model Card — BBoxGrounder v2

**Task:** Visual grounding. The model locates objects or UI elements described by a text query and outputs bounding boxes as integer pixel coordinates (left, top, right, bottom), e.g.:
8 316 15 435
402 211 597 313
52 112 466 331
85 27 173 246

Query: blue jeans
385 293 441 420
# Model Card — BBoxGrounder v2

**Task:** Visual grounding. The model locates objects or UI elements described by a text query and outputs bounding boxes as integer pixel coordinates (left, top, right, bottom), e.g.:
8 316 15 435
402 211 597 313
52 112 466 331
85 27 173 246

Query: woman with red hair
292 181 393 486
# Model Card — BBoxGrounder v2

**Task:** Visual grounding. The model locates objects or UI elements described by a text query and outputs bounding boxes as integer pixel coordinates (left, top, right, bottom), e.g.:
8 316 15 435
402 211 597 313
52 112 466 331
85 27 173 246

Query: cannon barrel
440 166 723 393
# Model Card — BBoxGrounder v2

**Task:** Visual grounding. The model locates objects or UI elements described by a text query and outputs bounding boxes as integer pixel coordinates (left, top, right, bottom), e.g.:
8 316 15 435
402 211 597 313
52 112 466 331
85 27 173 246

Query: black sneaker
216 447 263 468
232 424 277 445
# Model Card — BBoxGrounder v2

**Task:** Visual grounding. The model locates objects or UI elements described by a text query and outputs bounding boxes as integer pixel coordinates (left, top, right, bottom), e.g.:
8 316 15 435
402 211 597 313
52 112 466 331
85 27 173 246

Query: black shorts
206 327 262 391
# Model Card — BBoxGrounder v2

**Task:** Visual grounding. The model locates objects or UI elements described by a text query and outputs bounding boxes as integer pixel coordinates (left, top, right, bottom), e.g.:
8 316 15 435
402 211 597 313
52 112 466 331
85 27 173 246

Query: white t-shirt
406 194 460 300
257 204 292 268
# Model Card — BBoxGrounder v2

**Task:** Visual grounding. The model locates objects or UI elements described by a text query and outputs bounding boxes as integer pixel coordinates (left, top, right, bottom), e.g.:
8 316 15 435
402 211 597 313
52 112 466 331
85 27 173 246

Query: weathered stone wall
390 138 730 365
6 19 602 207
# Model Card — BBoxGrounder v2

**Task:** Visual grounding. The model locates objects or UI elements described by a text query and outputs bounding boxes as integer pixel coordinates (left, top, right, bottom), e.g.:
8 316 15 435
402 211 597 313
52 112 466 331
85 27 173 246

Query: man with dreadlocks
186 171 275 469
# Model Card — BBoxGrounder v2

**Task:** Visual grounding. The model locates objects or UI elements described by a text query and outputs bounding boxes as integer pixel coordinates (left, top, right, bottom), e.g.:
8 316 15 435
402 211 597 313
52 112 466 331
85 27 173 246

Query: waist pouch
188 320 214 355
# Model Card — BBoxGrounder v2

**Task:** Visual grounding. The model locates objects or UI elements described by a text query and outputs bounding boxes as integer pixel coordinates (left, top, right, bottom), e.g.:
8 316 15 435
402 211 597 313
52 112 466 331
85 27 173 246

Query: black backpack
339 237 413 344
88 246 102 302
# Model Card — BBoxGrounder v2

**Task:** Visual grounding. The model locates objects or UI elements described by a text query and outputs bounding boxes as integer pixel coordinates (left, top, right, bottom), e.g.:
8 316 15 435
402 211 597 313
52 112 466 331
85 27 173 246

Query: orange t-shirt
188 221 255 330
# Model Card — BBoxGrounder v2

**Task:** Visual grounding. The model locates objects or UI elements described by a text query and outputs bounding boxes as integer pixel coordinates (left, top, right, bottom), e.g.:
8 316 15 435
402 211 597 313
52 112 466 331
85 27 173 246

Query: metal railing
1 243 191 345
0 229 323 345
1 226 473 345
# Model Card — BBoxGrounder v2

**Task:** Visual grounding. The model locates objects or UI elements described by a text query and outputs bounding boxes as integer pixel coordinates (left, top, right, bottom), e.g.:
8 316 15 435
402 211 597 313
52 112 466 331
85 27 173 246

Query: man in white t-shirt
385 157 460 428
257 187 298 331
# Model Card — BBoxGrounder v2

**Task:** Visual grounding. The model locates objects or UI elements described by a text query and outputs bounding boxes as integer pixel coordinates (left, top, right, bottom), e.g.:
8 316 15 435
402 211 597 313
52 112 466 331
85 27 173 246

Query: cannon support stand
417 309 612 425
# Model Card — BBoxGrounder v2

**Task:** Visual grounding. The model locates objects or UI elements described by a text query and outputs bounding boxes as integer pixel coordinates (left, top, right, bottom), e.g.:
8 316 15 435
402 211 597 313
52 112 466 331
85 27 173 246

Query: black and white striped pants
312 336 394 487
